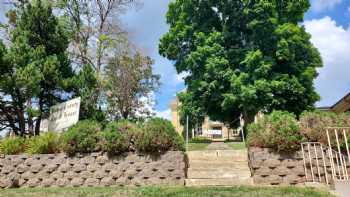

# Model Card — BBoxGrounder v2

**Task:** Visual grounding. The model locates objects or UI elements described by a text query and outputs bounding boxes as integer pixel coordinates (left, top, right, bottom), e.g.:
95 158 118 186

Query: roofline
317 106 332 110
331 92 350 109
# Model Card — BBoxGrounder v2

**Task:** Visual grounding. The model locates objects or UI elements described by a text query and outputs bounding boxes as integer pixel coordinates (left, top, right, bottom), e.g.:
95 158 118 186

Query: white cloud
311 0 342 12
0 1 8 23
156 109 171 120
304 16 350 106
175 71 190 84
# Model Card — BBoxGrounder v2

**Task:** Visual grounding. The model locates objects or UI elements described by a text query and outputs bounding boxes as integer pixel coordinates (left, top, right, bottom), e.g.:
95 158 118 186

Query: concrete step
187 150 248 161
185 178 253 186
187 168 251 179
188 161 250 170
335 181 350 197
185 149 252 187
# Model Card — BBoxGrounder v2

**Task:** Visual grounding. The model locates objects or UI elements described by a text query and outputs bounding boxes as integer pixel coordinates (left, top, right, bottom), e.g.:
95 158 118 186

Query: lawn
0 186 334 197
187 143 210 151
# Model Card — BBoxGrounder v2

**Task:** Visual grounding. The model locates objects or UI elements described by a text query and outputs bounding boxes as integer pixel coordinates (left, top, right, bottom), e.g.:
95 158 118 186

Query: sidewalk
205 142 231 150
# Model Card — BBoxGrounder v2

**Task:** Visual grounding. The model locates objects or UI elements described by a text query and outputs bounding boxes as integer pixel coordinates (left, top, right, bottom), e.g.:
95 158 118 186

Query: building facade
170 98 239 140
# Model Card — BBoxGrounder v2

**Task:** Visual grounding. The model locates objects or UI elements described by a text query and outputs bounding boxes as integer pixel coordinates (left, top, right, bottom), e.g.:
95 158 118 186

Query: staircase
185 150 253 186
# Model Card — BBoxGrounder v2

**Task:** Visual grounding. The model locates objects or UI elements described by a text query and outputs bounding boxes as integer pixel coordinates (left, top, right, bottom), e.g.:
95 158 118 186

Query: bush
0 137 25 155
61 120 101 155
300 111 350 149
135 118 185 153
101 121 139 155
190 136 211 143
248 110 304 153
26 132 61 155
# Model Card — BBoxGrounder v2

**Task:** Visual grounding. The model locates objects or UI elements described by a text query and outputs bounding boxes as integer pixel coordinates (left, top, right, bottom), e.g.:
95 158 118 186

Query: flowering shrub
248 110 304 153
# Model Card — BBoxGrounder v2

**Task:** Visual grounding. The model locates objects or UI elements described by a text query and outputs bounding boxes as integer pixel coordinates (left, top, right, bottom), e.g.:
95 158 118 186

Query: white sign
40 119 49 133
209 129 222 135
48 97 81 132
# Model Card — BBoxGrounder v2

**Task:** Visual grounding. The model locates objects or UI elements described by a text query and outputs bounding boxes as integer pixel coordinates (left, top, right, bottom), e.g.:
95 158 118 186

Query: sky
0 0 350 121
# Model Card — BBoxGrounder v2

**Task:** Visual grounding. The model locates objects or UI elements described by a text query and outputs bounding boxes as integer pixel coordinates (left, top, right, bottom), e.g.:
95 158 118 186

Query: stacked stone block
249 148 306 186
0 151 185 188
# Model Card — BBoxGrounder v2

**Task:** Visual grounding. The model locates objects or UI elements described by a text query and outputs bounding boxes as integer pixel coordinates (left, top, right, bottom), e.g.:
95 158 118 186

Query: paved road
205 142 231 150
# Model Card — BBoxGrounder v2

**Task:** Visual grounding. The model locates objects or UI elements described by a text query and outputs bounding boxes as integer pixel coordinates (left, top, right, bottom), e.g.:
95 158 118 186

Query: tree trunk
27 100 34 136
122 110 129 120
242 110 256 139
34 96 44 135
17 108 25 136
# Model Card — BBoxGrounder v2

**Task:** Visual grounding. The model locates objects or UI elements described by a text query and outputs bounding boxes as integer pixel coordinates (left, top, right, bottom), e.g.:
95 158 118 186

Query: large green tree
159 0 323 126
0 0 74 135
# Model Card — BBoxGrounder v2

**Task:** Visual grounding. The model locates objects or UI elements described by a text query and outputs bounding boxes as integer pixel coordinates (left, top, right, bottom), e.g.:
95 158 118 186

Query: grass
0 186 334 197
225 142 247 150
187 142 210 151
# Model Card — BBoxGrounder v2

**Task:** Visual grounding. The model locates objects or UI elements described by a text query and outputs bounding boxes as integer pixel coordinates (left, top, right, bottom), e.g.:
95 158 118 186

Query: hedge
0 118 184 155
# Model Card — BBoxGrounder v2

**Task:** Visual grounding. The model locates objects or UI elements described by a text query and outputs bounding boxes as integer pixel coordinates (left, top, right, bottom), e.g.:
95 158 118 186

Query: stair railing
301 127 350 185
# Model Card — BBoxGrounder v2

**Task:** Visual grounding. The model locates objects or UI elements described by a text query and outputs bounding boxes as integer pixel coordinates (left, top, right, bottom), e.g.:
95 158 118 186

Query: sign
209 129 222 135
40 119 49 133
48 97 81 132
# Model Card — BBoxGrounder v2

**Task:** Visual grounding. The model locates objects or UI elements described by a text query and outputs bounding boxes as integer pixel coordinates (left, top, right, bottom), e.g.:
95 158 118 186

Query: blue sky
1 0 350 120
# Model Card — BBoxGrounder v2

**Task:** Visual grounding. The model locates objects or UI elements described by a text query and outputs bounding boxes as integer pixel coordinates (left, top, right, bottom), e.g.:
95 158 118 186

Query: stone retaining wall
249 147 306 186
0 151 185 188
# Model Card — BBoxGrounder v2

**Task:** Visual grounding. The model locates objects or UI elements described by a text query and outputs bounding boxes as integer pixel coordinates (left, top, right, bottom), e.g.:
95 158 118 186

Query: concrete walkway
205 142 231 150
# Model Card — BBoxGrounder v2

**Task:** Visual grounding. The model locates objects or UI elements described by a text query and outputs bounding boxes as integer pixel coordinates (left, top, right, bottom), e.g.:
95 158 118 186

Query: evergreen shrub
135 118 185 153
100 120 139 155
61 120 101 155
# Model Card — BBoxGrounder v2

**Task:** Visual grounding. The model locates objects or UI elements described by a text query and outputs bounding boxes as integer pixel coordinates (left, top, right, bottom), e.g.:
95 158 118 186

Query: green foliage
135 118 185 153
101 121 139 155
190 136 211 144
248 111 304 153
71 64 104 121
61 120 101 155
26 132 61 154
0 0 75 135
159 0 322 126
178 92 206 132
300 111 350 147
100 129 128 155
0 137 25 155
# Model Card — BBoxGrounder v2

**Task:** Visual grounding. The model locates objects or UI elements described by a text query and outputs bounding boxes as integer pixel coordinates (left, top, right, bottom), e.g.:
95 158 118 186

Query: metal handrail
302 127 350 185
